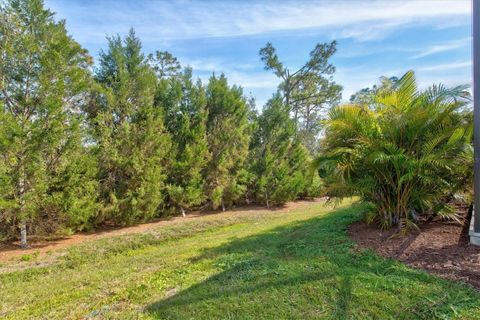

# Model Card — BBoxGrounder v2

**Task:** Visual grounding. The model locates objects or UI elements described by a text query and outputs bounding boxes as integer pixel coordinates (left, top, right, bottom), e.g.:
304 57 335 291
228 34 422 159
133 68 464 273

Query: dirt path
0 199 321 262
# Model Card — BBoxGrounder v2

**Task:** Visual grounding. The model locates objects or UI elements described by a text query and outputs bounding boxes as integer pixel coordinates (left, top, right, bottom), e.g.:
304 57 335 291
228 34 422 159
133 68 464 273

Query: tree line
0 0 339 246
2 0 471 246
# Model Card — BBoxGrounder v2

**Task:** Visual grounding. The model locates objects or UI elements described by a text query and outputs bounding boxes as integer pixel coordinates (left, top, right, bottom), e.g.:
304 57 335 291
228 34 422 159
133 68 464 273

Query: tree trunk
181 206 186 217
285 78 290 108
294 106 299 136
305 105 310 133
18 162 29 249
20 221 28 249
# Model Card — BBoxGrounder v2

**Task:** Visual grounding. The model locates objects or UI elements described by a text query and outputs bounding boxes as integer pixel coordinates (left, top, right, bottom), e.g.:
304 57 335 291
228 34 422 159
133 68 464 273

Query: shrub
316 71 472 231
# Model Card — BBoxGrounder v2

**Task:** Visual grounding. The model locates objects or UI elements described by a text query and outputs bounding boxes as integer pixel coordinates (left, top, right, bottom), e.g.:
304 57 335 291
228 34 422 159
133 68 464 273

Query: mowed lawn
0 200 479 319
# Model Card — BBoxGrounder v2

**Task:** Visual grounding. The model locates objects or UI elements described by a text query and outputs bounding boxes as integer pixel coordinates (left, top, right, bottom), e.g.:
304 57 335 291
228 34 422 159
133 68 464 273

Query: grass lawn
0 200 479 319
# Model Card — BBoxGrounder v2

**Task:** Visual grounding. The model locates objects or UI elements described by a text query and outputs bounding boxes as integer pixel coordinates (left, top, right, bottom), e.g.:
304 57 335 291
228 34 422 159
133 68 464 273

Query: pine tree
259 42 342 154
148 51 181 79
156 68 210 216
248 96 309 206
91 29 171 225
0 0 97 246
205 74 250 211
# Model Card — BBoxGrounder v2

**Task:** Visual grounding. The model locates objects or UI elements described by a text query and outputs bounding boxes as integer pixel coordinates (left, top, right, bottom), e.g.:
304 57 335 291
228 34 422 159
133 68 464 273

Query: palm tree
316 71 472 231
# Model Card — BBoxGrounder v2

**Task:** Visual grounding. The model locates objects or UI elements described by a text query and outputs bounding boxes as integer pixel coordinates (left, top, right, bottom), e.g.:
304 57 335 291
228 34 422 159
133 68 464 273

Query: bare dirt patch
349 210 480 290
0 199 324 262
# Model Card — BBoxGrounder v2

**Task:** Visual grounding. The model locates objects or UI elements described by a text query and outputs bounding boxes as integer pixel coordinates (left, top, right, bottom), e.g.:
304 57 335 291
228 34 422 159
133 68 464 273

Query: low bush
316 71 472 231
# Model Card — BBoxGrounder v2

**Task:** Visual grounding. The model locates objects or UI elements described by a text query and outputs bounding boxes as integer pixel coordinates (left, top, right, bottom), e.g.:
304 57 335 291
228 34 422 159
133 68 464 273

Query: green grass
0 200 479 319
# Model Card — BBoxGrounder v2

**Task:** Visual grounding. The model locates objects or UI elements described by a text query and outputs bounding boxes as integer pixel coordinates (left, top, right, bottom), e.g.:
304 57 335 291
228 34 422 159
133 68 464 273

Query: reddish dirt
0 199 320 262
349 212 480 290
0 213 205 261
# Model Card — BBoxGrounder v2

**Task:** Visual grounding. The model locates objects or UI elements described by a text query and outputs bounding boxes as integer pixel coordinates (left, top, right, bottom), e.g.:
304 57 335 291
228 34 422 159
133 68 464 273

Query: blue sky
44 0 472 108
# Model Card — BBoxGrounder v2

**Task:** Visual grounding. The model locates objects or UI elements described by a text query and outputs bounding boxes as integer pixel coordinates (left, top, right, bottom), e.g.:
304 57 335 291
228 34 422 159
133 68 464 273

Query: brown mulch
349 210 480 290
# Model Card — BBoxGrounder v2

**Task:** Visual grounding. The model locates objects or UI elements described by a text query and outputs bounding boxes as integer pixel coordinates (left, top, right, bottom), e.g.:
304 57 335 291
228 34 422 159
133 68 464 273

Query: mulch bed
348 209 480 290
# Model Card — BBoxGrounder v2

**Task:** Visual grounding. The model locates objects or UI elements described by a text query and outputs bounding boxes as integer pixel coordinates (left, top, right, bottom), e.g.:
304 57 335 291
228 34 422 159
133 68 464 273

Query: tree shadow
144 204 479 319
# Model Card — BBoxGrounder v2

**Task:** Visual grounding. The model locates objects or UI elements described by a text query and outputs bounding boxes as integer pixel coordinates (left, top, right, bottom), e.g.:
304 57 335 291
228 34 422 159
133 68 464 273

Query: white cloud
179 57 278 89
43 0 471 107
177 57 280 108
417 61 471 72
416 73 472 89
335 61 471 102
180 58 256 74
412 38 471 59
46 0 470 43
227 72 279 90
193 69 279 90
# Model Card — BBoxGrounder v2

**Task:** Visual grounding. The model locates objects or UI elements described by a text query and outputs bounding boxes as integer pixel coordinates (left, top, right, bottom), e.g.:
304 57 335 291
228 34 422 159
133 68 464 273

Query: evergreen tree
148 51 181 79
156 68 210 216
0 0 97 246
259 42 342 154
349 76 399 107
205 74 250 211
248 96 309 206
91 29 171 225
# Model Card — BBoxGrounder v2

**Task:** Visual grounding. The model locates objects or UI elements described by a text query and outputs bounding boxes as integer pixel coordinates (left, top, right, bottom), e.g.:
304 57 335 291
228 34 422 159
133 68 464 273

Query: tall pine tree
259 42 342 154
205 74 250 211
248 96 309 206
91 29 171 225
156 67 210 216
0 0 98 246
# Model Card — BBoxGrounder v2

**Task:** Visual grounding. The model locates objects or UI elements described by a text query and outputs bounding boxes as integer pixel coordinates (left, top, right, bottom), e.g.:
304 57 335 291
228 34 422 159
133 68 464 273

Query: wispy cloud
177 57 279 107
418 61 471 72
180 58 256 74
178 57 277 89
46 0 470 43
335 60 471 101
412 38 471 59
44 0 471 108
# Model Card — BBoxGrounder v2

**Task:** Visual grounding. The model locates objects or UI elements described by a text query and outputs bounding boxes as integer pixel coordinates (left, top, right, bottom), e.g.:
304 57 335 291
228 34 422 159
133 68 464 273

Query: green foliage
44 146 99 233
148 50 182 79
91 29 171 225
205 74 251 210
156 68 210 214
7 0 470 244
0 0 98 242
0 1 320 240
317 71 472 231
259 41 342 154
248 96 310 206
349 76 399 106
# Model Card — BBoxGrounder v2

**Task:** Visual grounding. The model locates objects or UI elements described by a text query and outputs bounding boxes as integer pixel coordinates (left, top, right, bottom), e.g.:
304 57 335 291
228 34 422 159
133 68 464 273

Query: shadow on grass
144 204 480 319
